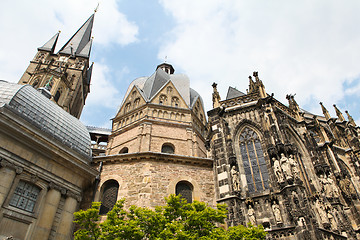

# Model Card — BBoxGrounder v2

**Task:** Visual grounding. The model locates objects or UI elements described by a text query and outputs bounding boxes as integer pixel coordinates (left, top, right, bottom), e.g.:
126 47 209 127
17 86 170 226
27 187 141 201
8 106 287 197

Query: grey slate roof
58 14 94 58
121 67 203 110
38 32 59 53
0 81 92 159
226 86 245 100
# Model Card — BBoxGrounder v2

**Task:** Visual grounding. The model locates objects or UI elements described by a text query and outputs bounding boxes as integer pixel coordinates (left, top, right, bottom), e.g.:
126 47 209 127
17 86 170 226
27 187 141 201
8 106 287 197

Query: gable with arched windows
238 126 269 193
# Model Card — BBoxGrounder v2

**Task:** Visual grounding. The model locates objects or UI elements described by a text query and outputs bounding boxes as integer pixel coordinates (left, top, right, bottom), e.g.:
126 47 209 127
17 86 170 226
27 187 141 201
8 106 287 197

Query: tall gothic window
239 127 269 193
176 181 193 203
9 181 40 213
100 180 119 215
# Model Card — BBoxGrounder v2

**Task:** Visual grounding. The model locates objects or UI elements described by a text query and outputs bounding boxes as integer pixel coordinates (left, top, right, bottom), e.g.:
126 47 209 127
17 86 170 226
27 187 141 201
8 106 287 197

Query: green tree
74 194 266 240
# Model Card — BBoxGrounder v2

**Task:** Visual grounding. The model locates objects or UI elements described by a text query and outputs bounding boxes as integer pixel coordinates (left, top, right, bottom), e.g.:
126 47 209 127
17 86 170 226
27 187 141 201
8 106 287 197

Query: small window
124 103 131 113
9 181 40 213
176 181 193 203
172 97 180 107
159 95 167 105
54 90 61 103
161 143 174 154
119 147 128 154
100 180 119 215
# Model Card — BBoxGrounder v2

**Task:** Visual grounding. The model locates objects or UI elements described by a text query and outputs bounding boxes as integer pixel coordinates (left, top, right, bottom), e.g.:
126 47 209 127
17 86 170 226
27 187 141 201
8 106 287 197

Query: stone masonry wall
97 159 215 208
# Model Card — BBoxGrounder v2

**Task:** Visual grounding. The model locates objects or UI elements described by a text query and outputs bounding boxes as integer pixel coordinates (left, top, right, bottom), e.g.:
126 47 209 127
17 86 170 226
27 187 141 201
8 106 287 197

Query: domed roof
0 81 91 159
122 66 203 109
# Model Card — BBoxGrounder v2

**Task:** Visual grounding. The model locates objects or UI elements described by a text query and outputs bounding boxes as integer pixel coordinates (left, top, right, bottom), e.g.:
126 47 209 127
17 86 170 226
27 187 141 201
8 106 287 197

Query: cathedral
1 12 360 240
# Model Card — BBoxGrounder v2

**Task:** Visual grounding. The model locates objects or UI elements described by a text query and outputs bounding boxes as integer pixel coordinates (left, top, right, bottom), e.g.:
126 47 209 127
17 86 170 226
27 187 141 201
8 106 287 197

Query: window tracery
239 127 269 193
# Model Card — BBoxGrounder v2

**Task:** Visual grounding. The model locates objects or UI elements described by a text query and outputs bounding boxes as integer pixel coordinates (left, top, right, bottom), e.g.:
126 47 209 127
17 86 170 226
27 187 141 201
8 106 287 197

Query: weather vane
94 3 99 13
164 56 168 63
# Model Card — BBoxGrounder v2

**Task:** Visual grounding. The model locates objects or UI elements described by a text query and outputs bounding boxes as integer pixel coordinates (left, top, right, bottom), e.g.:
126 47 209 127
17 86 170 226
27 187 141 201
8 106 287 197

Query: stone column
55 194 79 240
32 186 61 240
0 161 16 207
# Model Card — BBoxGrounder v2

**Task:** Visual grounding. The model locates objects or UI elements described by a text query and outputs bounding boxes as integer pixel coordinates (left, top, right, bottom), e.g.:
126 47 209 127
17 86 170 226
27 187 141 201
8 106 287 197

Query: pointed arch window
239 127 269 193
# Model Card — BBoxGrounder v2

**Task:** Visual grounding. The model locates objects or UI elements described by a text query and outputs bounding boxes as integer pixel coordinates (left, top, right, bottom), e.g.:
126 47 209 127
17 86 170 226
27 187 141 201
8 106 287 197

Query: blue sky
1 0 360 128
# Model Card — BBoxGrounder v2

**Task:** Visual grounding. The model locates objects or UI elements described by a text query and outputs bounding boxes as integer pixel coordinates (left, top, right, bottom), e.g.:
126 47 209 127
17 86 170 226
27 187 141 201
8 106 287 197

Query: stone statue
319 174 332 198
272 201 282 223
248 205 256 225
326 176 340 198
289 154 300 179
231 166 240 192
280 153 292 180
315 199 329 224
273 157 284 183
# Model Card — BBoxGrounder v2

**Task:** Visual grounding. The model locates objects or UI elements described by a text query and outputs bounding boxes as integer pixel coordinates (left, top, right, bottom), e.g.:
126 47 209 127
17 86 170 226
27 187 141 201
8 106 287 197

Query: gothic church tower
18 14 95 118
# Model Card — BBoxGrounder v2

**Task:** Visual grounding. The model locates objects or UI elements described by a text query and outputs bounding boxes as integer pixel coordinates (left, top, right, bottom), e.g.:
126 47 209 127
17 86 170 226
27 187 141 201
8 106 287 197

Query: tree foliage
74 194 266 240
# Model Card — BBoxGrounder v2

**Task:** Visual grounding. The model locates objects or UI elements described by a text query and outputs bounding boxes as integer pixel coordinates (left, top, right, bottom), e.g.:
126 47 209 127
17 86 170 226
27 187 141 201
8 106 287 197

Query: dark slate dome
0 81 91 159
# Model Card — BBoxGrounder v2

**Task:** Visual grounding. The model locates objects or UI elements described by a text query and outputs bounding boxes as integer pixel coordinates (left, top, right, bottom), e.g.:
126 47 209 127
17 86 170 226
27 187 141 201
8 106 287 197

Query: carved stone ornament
15 166 23 174
247 205 256 225
272 201 283 224
231 166 241 191
67 191 82 202
280 153 292 180
272 157 284 183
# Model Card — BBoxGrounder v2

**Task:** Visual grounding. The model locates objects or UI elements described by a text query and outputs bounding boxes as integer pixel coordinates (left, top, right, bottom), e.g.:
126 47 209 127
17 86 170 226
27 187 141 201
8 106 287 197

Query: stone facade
207 72 360 239
95 63 215 214
94 153 215 208
0 82 97 240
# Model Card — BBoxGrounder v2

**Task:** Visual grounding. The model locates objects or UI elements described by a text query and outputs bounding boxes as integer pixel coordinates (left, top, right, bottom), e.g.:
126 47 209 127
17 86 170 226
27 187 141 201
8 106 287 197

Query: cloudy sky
1 0 359 128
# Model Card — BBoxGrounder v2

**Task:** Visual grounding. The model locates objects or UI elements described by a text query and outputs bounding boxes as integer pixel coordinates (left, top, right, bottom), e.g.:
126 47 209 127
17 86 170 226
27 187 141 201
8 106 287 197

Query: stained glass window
9 181 40 213
239 127 269 193
176 181 193 203
100 180 119 215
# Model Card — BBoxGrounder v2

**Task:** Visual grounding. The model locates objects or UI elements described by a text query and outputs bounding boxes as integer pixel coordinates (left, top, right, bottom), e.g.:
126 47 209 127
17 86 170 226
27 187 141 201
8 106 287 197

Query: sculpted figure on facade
231 166 240 192
315 199 329 225
248 205 256 225
327 175 340 198
272 157 284 183
280 153 292 180
289 154 300 179
272 201 282 224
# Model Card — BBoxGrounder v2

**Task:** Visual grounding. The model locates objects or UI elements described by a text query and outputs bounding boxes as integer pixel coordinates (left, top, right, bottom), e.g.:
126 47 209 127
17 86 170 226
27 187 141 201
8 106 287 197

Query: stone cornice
93 152 213 168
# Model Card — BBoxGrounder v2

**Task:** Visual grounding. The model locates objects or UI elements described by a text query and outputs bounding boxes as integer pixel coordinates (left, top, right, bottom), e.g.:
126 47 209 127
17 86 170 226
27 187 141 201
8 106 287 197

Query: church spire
58 14 94 57
345 110 356 126
320 102 331 120
38 31 60 53
333 104 345 122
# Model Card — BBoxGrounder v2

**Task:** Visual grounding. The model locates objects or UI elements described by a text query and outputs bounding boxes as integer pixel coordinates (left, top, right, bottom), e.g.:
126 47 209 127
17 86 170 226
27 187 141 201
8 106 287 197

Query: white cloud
158 0 360 116
0 0 138 82
85 61 123 108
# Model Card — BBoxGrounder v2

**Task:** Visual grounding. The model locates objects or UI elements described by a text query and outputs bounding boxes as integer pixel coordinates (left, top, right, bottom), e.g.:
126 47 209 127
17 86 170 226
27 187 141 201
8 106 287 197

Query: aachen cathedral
1 12 360 240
